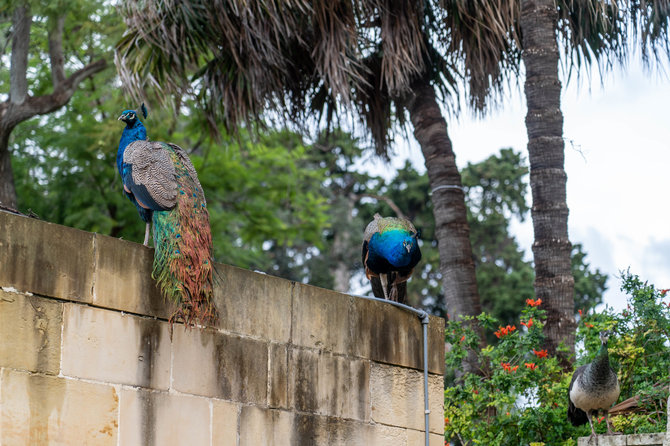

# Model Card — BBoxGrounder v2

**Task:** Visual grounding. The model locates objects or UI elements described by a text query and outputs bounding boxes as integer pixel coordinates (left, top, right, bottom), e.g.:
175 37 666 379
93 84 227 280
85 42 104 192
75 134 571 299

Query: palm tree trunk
406 77 482 373
520 0 576 365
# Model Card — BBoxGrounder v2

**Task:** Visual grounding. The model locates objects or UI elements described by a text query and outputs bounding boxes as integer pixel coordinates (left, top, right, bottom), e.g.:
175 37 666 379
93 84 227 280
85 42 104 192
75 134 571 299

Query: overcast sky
367 57 670 312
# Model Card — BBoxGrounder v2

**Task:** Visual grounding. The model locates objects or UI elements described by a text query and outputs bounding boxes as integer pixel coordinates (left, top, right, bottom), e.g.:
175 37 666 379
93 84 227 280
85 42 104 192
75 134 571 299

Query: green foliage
444 272 669 445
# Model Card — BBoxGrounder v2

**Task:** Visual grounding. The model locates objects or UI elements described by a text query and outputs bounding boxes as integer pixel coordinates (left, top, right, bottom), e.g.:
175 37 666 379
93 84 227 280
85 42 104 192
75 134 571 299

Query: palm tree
116 0 492 373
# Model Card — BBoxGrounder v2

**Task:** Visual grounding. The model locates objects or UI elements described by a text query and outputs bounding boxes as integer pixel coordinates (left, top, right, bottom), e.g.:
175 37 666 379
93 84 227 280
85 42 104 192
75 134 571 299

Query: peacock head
118 103 148 127
599 330 612 345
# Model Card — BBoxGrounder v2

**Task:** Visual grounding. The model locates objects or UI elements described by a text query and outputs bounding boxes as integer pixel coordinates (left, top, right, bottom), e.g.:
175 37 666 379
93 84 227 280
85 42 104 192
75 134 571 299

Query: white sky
366 58 670 312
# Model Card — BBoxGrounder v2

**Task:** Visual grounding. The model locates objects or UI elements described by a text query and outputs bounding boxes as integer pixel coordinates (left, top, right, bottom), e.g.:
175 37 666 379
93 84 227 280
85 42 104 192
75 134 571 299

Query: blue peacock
362 214 421 304
117 104 216 326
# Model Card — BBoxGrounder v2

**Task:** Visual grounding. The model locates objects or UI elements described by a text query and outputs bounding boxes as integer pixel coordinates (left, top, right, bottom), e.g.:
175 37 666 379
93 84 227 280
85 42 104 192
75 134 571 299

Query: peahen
117 104 216 326
568 330 620 443
362 214 421 304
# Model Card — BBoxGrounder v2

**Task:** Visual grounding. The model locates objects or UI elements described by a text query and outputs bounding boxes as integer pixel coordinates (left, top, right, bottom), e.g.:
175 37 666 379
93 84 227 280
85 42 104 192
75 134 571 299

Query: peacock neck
591 342 612 376
117 120 147 175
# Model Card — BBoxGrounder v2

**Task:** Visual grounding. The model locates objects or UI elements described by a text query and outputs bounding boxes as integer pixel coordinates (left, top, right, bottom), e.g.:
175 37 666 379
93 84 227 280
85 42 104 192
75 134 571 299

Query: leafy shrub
444 271 669 445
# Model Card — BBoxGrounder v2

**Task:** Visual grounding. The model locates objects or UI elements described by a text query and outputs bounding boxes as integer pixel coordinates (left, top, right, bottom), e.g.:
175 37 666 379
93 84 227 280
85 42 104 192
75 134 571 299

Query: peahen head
599 330 612 345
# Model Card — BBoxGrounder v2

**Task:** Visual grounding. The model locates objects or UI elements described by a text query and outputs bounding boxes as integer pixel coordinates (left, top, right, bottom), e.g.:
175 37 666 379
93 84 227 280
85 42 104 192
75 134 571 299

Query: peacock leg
380 274 389 299
143 223 150 246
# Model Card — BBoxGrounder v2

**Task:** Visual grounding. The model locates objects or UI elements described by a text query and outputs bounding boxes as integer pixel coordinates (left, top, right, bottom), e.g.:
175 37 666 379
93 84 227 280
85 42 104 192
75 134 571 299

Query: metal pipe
355 295 431 445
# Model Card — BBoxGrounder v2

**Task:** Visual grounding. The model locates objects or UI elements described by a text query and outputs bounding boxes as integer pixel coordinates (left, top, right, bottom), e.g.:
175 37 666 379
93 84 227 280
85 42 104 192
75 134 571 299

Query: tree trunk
406 77 482 373
520 0 576 365
0 129 17 209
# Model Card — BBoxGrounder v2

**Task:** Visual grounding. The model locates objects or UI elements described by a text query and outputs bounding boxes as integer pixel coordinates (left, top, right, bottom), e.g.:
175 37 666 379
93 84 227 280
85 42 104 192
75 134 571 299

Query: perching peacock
362 214 421 304
117 104 216 326
568 330 620 443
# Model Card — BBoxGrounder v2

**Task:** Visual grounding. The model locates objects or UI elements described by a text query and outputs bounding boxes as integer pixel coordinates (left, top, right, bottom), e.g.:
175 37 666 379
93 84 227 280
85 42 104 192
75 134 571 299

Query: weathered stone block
212 400 239 446
372 424 407 445
0 212 94 302
626 433 665 445
0 290 62 374
93 234 168 319
172 326 268 403
407 430 445 446
119 388 209 446
352 297 423 372
291 413 330 445
292 283 351 354
213 265 292 342
289 348 370 421
61 304 171 389
239 406 293 446
578 435 627 446
269 343 289 409
370 363 443 433
0 369 118 445
324 417 375 445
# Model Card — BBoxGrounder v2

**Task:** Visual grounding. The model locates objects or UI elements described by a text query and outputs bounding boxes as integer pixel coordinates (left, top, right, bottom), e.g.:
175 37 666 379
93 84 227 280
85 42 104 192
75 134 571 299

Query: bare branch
9 4 31 104
48 16 66 88
354 193 406 220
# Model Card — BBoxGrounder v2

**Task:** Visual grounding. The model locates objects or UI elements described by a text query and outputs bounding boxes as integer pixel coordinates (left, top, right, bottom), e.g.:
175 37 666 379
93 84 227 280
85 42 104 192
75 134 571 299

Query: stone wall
0 211 445 445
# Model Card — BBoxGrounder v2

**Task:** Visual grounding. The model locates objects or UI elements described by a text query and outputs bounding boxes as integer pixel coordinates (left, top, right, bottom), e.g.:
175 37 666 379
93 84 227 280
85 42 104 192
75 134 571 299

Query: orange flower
445 417 449 425
525 362 537 370
520 318 533 328
578 309 583 317
501 362 518 373
460 335 466 342
584 322 594 328
526 298 542 307
494 324 517 338
533 349 548 358
660 288 669 297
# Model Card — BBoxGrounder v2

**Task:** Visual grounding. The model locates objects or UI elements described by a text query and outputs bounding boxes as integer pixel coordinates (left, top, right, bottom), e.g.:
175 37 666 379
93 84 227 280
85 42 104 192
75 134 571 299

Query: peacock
568 330 620 443
117 104 216 326
362 213 421 304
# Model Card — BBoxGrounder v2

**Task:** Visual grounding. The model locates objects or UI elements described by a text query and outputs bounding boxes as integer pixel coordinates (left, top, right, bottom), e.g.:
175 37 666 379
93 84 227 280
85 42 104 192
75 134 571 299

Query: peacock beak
118 114 125 121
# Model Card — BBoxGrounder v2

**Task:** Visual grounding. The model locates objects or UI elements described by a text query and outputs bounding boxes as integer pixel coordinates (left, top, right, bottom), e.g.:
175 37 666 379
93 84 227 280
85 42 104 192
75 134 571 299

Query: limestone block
93 234 168 319
291 413 330 445
324 418 375 445
269 343 289 409
578 435 627 446
627 433 666 445
119 388 210 446
407 430 445 446
0 369 118 445
289 348 370 421
172 326 268 403
0 212 94 302
370 424 407 445
291 283 351 354
213 265 292 342
61 304 170 389
370 363 443 434
239 406 293 446
212 399 239 446
352 297 447 374
0 291 62 374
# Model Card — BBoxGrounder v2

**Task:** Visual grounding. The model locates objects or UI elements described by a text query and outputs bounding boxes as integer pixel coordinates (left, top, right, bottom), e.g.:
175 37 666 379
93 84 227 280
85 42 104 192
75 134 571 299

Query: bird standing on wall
568 330 620 444
117 105 216 326
362 214 421 304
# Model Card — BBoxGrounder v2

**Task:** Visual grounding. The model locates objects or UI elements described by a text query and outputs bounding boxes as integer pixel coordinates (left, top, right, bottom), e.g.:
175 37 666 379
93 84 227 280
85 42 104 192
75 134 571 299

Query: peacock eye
129 113 135 118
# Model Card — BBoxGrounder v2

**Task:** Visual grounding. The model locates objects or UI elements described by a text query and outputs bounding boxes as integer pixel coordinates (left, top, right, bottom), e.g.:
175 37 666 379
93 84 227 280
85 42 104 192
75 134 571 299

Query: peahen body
568 330 620 443
117 105 216 326
362 214 421 304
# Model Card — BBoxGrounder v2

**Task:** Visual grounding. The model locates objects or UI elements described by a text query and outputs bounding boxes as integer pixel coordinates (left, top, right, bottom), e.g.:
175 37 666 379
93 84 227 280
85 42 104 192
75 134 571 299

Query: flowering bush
444 271 669 445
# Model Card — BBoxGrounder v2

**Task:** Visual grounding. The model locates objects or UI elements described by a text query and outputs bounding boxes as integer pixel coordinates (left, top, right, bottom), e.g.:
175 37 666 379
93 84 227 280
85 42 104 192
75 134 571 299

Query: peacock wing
123 141 178 211
167 142 206 204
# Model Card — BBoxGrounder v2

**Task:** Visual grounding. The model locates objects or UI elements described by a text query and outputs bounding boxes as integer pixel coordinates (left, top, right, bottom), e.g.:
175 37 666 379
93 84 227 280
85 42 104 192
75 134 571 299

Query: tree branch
9 4 31 104
2 58 107 129
48 15 66 88
354 193 407 220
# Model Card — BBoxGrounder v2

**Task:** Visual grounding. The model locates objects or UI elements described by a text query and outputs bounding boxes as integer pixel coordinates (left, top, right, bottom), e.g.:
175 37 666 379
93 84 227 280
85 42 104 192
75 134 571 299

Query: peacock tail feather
151 143 216 326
